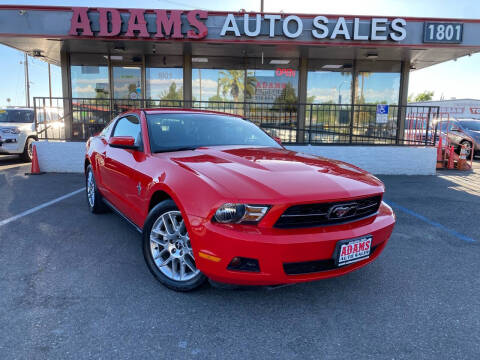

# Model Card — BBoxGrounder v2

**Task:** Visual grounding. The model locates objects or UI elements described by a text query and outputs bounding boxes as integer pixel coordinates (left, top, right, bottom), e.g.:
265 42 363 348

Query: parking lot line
0 188 84 227
386 200 476 243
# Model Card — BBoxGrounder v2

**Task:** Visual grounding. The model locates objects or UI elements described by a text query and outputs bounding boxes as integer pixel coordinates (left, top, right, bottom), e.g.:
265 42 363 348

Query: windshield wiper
153 146 198 153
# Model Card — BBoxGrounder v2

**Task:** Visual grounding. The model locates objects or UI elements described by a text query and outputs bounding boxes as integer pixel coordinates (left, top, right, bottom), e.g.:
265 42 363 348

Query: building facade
1 5 480 144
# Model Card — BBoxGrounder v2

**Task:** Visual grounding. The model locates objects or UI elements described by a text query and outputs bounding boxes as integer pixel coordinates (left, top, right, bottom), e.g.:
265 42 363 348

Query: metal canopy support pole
60 50 72 140
183 53 192 108
141 55 146 108
24 53 30 108
349 60 357 144
48 63 52 107
397 60 410 144
297 56 308 144
107 55 114 120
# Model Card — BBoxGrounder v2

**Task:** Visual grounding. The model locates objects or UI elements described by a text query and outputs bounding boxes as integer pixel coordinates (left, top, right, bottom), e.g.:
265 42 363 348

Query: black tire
142 199 206 292
21 137 34 162
85 165 109 214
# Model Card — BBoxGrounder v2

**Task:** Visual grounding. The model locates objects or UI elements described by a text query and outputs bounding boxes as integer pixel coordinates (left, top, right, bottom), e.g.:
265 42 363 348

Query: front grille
283 245 379 275
274 195 382 229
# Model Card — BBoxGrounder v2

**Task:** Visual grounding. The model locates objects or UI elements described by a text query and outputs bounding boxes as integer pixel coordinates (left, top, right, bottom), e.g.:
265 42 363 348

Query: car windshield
146 113 281 152
0 109 34 123
459 120 480 131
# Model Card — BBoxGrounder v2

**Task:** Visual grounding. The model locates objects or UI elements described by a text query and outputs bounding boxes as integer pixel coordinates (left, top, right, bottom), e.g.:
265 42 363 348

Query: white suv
0 108 37 161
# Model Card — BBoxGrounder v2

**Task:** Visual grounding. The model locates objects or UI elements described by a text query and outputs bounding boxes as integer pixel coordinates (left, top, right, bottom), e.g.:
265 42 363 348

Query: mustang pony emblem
328 203 358 219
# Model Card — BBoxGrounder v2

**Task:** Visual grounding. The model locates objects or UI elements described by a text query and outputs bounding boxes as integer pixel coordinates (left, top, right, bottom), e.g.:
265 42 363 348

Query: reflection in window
71 65 109 98
192 69 245 102
113 67 142 99
355 72 400 105
246 69 298 104
146 68 183 101
307 71 352 104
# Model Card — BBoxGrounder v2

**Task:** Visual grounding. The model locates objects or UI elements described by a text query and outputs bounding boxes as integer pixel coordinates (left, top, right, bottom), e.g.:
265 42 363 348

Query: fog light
227 257 260 272
230 257 242 267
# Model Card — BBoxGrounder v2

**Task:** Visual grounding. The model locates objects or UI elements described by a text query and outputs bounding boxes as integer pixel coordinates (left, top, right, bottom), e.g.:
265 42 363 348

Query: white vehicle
0 108 37 161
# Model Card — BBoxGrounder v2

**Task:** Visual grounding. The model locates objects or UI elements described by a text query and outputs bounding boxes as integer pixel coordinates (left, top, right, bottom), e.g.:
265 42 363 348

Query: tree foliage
160 82 183 101
413 91 434 102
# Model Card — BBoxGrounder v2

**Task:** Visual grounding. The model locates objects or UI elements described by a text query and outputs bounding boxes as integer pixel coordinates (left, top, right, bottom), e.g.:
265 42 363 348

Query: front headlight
214 203 269 224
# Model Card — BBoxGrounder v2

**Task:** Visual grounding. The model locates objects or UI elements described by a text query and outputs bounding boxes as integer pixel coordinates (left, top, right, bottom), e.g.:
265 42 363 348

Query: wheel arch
148 190 173 211
145 184 191 230
84 157 91 174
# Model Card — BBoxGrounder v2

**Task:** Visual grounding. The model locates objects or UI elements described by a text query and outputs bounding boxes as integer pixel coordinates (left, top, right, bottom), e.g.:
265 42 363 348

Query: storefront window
146 68 183 101
112 66 142 99
192 69 245 103
71 65 109 98
355 72 400 105
307 71 352 104
246 69 298 104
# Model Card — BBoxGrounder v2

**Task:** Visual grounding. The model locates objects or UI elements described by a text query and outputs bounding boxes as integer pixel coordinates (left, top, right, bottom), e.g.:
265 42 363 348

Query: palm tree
356 72 371 104
217 70 256 103
218 70 244 102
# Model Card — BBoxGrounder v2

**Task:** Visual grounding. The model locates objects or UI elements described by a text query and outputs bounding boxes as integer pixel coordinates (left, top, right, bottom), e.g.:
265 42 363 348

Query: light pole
24 53 30 108
261 0 264 12
337 80 349 104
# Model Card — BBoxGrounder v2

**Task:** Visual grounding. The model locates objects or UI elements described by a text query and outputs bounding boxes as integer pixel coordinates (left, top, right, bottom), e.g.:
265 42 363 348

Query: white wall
287 145 437 175
34 141 85 173
33 141 437 175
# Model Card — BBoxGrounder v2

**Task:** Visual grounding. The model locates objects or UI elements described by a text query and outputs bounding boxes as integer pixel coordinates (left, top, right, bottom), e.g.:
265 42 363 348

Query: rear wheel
460 140 472 158
143 200 206 292
85 165 109 213
21 137 34 162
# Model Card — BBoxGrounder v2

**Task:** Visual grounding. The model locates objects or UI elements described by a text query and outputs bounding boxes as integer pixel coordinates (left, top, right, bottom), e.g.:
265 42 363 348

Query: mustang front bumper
188 202 395 286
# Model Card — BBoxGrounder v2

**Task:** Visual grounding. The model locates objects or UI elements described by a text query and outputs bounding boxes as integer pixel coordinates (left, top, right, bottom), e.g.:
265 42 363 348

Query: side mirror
273 136 282 145
451 127 461 132
108 136 138 149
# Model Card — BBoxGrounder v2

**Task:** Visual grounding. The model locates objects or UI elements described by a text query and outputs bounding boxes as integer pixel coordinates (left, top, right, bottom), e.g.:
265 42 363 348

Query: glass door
112 66 142 100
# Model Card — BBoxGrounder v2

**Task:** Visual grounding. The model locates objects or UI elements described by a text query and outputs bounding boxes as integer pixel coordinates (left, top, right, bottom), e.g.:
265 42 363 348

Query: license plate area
334 235 372 267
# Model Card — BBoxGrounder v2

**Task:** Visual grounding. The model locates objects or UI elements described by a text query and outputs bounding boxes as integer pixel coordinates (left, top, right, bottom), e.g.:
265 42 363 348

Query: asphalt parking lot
0 155 479 359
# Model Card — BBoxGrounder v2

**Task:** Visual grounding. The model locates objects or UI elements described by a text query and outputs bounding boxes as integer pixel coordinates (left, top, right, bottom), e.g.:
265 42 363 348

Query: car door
448 120 464 147
101 114 144 221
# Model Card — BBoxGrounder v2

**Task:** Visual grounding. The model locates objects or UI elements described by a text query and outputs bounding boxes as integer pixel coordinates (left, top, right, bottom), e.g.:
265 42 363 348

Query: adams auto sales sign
68 8 407 42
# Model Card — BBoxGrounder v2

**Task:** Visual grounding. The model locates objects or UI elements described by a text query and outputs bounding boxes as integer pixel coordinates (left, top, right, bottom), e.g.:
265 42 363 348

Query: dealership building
1 5 480 174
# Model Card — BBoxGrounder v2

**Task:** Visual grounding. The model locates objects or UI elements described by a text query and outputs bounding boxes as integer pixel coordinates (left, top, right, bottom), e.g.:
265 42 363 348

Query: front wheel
85 165 109 213
21 137 34 162
143 200 206 292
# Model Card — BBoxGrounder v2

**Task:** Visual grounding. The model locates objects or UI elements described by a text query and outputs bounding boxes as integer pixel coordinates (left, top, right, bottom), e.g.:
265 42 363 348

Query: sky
0 0 479 106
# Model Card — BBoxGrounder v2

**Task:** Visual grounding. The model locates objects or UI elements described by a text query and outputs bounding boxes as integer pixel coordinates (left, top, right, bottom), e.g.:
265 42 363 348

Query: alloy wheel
463 142 472 157
87 170 95 208
27 140 33 160
149 211 199 282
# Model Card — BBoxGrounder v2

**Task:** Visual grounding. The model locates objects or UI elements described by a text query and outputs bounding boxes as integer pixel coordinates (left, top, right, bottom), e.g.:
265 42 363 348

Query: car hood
162 146 384 203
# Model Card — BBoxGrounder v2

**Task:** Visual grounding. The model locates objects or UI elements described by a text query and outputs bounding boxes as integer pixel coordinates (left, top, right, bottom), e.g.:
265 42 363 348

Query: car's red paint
86 109 395 285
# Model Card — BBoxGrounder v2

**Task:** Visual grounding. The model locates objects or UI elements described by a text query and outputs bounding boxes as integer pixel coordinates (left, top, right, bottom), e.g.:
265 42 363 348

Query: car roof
142 108 245 119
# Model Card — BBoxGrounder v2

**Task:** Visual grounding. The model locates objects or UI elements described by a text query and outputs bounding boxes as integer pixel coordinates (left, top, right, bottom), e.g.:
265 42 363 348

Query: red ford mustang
85 109 395 291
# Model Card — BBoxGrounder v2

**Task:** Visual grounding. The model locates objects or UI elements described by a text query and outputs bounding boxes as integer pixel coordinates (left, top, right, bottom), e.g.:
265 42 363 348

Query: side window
21 111 33 123
112 115 142 147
